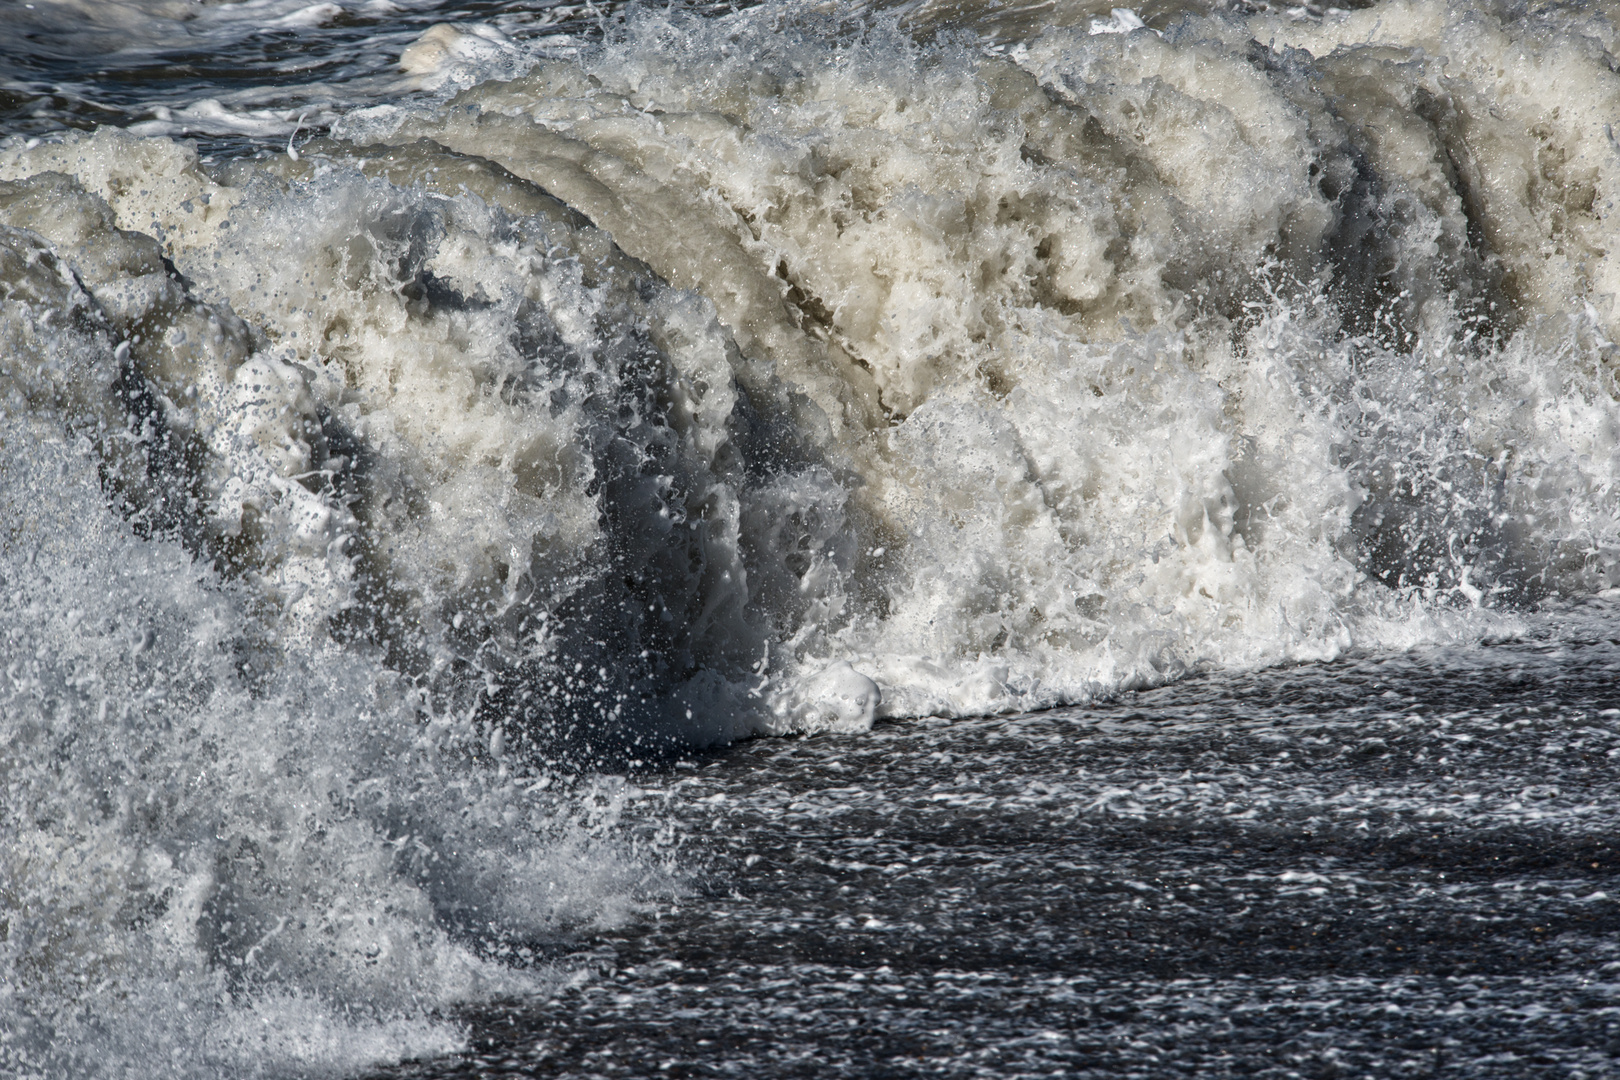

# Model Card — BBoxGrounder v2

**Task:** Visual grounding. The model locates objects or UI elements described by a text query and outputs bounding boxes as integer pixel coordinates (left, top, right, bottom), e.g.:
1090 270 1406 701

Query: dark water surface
371 616 1620 1078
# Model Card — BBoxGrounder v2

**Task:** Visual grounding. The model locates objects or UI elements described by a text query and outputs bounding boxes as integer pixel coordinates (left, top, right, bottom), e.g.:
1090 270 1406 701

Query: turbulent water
5 0 1620 1075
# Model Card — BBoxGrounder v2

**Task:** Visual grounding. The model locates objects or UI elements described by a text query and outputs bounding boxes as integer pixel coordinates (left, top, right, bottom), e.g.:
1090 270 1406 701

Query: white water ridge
6 0 1620 1075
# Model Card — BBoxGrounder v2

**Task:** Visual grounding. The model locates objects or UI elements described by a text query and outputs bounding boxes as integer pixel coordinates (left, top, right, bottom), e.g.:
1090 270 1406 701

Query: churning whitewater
5 0 1620 1075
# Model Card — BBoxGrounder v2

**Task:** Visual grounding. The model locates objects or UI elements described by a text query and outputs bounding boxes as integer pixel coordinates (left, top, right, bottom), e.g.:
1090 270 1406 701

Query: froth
338 2 1618 710
9 3 1620 741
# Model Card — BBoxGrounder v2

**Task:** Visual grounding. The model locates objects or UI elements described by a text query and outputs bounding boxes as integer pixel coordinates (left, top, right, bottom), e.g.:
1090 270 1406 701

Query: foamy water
5 0 1620 1074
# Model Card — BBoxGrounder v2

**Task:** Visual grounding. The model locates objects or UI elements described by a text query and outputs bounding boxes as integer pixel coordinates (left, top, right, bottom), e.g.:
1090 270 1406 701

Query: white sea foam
5 0 1620 1075
9 0 1620 733
337 0 1618 718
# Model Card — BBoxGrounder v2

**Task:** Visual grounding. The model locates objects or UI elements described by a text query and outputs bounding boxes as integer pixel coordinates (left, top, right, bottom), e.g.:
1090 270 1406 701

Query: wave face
5 0 1620 1074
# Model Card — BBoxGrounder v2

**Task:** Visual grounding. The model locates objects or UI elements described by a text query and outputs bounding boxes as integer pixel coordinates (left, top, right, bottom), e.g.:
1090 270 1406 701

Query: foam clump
399 23 520 86
793 661 883 733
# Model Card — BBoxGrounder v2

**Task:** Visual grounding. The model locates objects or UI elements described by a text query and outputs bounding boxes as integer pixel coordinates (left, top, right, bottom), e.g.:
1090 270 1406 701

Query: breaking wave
6 0 1620 1074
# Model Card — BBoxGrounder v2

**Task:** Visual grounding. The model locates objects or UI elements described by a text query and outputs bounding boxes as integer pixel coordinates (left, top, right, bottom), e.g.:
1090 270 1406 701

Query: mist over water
5 0 1620 1075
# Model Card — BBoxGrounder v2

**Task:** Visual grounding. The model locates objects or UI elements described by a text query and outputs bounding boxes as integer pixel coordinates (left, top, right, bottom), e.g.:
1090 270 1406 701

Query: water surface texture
378 628 1620 1078
5 0 1620 1075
